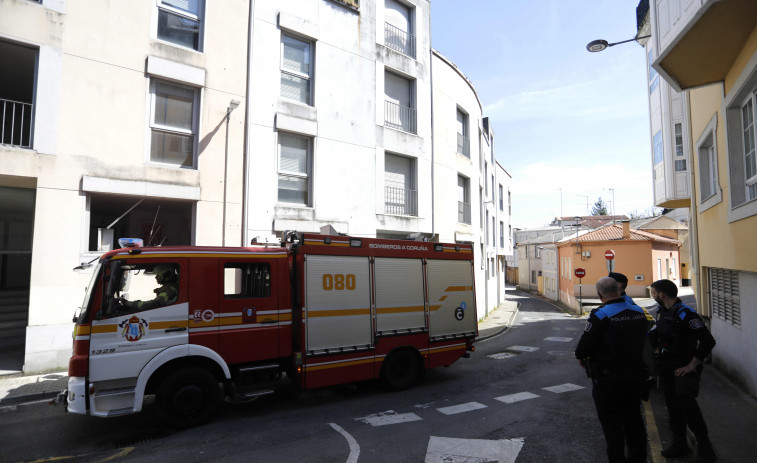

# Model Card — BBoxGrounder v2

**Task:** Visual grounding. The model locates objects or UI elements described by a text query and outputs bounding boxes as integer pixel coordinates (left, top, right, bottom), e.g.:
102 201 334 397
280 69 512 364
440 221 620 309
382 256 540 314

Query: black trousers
659 370 709 441
592 378 647 463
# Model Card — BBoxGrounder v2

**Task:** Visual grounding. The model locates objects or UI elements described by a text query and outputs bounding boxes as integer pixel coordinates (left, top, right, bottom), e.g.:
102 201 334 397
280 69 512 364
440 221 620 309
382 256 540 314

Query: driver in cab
117 264 179 312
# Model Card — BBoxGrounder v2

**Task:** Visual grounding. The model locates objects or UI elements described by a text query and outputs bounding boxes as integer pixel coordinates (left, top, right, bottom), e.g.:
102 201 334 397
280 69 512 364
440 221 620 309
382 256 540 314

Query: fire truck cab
62 232 477 427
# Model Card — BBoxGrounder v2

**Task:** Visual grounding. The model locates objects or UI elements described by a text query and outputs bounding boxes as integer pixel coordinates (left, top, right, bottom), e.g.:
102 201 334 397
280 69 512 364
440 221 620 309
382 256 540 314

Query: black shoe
661 441 690 458
696 438 717 462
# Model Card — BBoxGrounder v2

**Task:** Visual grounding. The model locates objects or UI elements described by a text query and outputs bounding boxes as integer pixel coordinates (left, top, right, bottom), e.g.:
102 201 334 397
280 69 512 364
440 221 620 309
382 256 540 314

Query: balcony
458 201 471 224
457 133 470 157
385 100 417 134
385 186 418 216
1 98 33 149
653 0 757 91
384 22 415 59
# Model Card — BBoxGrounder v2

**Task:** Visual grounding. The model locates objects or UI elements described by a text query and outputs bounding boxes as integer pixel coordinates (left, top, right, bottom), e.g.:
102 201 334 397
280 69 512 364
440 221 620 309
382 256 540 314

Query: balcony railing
384 22 416 59
458 201 471 224
385 100 417 134
385 186 418 216
457 133 470 157
1 98 33 149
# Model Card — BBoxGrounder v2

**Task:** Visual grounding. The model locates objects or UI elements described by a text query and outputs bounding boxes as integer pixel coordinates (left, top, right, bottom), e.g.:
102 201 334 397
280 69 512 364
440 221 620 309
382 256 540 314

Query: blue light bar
118 238 144 248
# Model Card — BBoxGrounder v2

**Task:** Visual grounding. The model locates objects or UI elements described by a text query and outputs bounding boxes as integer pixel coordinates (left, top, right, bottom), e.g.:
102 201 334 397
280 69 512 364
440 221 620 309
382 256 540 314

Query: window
384 153 417 216
458 175 471 224
281 34 312 105
149 80 199 168
724 58 757 221
696 114 721 211
499 185 503 210
103 262 180 317
485 212 489 245
384 0 415 58
87 195 192 252
653 130 663 165
157 0 203 51
492 216 496 247
385 71 416 133
508 191 512 215
675 123 684 157
675 159 687 171
225 263 271 298
484 164 488 196
456 108 469 157
709 268 740 327
0 39 36 148
741 95 756 200
499 221 504 247
278 133 312 205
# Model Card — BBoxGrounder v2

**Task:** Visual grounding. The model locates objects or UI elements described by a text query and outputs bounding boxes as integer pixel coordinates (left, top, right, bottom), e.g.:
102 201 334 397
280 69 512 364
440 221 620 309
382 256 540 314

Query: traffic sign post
605 249 616 273
574 268 586 315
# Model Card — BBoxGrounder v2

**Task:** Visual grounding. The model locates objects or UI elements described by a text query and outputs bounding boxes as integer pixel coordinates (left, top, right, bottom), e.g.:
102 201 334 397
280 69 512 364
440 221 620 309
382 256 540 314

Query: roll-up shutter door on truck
427 259 476 339
305 255 371 353
374 258 425 334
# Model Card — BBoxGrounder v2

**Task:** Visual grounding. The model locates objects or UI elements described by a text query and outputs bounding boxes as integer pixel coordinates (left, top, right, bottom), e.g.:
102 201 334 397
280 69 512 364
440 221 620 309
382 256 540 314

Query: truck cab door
218 258 280 364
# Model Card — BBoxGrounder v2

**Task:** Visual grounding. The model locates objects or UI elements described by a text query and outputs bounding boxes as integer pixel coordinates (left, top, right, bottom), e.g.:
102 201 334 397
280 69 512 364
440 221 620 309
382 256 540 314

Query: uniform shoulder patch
689 319 704 329
584 321 592 332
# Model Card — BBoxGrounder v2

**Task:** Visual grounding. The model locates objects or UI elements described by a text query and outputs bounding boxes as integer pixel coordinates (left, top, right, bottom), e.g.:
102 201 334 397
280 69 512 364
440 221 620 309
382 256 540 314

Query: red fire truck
61 232 477 426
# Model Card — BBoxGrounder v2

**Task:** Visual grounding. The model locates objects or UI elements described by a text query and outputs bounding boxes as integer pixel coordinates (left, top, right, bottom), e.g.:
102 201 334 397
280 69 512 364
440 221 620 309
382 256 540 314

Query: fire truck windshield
74 260 103 324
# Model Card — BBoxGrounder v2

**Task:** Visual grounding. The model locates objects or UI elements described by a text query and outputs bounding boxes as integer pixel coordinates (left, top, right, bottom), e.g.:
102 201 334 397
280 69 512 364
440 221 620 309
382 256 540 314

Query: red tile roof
557 224 680 245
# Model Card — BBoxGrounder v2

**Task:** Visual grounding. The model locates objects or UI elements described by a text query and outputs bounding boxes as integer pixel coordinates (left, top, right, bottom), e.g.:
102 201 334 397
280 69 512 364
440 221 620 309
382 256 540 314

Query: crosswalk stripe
437 402 487 415
542 383 584 393
494 391 541 404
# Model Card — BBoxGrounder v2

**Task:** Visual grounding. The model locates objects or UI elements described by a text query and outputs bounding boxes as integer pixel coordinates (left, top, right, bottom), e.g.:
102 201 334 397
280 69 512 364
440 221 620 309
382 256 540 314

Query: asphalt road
1 294 613 463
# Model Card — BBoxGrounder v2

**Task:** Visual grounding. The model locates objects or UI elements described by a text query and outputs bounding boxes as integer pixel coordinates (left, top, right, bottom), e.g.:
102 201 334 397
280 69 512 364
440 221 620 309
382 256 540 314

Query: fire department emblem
242 307 256 324
119 315 149 342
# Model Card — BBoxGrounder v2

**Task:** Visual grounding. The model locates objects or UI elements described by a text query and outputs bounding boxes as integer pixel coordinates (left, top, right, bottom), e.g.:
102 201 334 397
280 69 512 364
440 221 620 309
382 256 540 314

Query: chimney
622 220 631 239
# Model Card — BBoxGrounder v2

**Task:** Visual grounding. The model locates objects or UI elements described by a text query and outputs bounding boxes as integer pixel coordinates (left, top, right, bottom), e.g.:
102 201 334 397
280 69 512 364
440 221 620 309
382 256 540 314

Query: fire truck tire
381 349 420 391
157 367 221 428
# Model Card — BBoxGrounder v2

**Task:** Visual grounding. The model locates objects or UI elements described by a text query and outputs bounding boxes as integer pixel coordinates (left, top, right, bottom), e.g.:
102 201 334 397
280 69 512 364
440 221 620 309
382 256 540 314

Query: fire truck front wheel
381 349 421 391
157 367 221 428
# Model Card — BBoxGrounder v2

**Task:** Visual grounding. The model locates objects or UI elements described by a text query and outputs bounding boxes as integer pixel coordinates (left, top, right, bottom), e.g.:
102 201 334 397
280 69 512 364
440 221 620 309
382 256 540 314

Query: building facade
640 0 757 397
0 0 512 373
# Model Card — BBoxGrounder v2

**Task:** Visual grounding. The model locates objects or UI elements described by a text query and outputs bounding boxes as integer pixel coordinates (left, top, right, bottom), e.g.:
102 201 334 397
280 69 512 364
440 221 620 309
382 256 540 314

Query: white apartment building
0 0 512 374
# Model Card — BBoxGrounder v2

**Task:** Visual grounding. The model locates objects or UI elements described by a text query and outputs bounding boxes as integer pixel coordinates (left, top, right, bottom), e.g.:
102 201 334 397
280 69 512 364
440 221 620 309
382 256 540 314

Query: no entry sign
605 249 615 260
574 268 586 279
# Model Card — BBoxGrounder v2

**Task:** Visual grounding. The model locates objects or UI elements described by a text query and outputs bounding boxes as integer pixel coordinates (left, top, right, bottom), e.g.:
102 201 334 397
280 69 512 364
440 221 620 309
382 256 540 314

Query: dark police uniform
649 299 716 450
576 298 649 463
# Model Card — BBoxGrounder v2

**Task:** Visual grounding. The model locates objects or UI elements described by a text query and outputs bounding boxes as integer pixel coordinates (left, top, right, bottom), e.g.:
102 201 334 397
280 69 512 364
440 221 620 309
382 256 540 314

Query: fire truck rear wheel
382 349 420 391
157 367 221 428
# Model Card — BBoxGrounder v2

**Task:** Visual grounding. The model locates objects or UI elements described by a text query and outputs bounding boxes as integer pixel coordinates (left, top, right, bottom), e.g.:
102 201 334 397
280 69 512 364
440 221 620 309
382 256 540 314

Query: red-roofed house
556 221 681 311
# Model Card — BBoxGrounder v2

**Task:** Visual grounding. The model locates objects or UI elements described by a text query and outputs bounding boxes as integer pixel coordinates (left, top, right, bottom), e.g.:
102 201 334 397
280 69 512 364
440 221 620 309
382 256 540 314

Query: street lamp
586 35 650 52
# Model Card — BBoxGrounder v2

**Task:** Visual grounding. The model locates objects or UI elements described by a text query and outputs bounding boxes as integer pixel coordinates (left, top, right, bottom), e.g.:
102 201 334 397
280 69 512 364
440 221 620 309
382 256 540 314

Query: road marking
437 402 487 415
329 423 360 463
488 352 517 359
542 383 584 393
356 410 422 426
544 337 573 342
506 345 539 352
494 391 540 404
643 400 665 463
425 436 525 463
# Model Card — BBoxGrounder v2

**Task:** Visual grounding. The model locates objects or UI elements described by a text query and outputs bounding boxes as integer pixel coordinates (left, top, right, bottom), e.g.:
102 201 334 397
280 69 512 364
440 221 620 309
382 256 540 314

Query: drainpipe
428 9 435 243
241 0 256 247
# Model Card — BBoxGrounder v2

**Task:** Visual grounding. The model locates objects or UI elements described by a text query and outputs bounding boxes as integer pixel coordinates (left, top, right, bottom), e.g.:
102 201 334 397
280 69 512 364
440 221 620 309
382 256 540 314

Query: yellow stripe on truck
307 308 371 317
376 305 425 314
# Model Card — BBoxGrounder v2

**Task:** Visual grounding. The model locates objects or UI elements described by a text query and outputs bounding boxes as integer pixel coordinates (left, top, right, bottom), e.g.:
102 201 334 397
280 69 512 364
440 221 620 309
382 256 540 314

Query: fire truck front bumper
59 377 87 415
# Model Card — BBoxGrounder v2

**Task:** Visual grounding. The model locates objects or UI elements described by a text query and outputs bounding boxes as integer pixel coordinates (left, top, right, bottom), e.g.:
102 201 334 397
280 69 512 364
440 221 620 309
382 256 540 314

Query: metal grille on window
709 268 740 327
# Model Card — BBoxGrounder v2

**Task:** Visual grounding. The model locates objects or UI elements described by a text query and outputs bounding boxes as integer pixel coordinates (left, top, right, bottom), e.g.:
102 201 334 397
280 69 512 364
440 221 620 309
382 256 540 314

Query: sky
430 0 655 228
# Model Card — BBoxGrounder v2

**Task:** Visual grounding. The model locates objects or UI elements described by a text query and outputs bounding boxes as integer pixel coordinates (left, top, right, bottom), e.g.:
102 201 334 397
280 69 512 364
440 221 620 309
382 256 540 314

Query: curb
477 302 520 342
0 390 62 407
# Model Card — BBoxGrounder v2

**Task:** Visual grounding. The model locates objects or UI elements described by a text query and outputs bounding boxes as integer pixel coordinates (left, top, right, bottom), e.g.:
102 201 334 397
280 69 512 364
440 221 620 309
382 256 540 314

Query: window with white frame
653 130 663 165
499 184 503 210
457 175 471 224
384 71 416 133
696 114 721 211
456 108 470 157
278 132 312 205
384 153 417 216
741 94 756 200
384 0 415 58
281 34 312 105
499 221 504 247
674 123 687 171
724 58 757 221
709 268 741 327
149 80 199 168
157 0 204 51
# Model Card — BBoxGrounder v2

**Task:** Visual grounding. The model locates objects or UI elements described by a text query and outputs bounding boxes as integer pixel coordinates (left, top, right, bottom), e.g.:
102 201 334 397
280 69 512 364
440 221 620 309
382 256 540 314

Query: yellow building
640 0 757 397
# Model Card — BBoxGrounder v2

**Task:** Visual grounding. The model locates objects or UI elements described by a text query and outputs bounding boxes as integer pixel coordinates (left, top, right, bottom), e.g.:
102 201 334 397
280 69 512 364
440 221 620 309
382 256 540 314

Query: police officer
119 264 179 311
576 277 649 463
648 279 717 462
609 271 657 377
